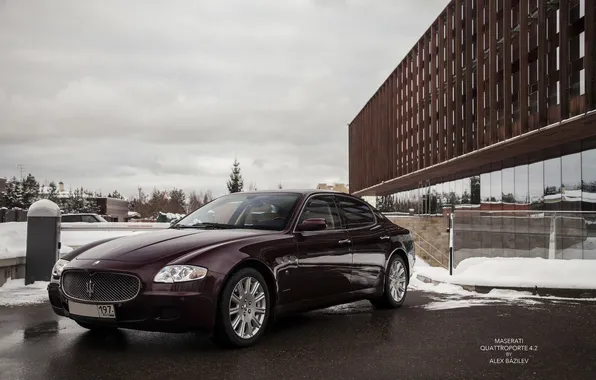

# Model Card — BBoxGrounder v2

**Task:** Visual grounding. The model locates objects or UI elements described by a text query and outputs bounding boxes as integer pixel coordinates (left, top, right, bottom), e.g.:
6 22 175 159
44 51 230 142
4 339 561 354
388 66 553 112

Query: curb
415 274 596 299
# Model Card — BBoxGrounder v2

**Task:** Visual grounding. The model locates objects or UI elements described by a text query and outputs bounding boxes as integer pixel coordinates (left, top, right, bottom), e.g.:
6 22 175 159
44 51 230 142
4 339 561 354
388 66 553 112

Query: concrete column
25 199 61 285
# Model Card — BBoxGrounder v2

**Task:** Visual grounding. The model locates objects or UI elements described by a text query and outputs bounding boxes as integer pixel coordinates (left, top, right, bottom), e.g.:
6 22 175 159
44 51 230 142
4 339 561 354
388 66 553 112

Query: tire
212 267 271 348
75 321 117 332
370 254 409 309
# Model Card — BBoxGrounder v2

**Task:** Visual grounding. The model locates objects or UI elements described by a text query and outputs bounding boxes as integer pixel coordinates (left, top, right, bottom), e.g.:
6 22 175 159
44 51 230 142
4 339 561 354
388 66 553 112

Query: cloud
0 0 449 198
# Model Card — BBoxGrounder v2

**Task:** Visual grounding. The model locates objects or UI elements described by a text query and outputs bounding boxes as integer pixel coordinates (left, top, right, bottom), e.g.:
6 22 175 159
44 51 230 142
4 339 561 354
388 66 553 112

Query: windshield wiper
174 222 237 229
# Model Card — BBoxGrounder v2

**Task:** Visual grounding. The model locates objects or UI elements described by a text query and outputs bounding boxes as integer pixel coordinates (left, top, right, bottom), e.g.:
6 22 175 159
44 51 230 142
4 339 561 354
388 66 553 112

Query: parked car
61 213 108 223
47 190 415 347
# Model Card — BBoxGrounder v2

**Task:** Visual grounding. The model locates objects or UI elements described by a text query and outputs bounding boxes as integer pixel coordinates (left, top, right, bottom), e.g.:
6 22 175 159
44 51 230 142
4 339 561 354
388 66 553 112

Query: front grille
61 270 141 303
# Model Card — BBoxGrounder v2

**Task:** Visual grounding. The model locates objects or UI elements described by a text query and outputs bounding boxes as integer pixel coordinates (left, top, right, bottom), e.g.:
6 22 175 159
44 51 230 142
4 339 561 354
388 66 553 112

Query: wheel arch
214 258 278 317
386 248 410 282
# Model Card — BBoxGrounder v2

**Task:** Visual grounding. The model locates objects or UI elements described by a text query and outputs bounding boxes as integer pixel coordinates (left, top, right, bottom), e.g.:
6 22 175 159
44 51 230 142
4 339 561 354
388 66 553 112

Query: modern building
348 0 596 216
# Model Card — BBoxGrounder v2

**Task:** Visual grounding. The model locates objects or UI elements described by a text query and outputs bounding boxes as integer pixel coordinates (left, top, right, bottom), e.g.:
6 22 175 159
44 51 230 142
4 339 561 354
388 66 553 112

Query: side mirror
296 218 327 232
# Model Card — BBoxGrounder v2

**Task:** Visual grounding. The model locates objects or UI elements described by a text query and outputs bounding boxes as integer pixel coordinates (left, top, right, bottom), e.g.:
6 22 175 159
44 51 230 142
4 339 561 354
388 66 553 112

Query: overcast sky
0 0 448 199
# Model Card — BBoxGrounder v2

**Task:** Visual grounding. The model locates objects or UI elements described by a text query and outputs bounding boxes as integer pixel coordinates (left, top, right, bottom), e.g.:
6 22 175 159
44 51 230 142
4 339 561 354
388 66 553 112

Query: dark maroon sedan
47 190 415 347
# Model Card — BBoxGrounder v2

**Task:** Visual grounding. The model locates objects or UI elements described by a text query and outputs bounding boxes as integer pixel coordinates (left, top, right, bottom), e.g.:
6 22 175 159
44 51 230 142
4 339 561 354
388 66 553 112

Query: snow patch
416 257 596 289
0 222 151 259
0 279 49 306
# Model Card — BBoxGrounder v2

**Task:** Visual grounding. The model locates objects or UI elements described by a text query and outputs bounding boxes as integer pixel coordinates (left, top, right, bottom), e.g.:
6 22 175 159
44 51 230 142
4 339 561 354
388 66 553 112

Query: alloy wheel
228 276 267 340
388 260 407 302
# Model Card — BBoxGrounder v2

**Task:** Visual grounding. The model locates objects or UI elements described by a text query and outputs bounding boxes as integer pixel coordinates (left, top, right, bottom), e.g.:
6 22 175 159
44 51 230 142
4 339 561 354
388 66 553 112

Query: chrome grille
61 270 141 303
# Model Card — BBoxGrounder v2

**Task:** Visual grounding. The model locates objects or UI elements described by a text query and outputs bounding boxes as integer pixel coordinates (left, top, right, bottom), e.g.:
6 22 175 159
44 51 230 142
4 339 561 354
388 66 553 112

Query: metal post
25 199 61 285
449 208 454 275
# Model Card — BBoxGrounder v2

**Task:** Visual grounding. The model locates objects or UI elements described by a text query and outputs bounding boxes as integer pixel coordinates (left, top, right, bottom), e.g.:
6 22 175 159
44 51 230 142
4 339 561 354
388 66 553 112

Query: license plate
69 301 116 319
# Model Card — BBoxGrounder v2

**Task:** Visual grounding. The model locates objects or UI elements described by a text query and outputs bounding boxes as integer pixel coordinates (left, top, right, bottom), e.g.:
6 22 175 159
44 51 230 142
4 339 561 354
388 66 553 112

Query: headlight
153 265 208 283
52 259 69 278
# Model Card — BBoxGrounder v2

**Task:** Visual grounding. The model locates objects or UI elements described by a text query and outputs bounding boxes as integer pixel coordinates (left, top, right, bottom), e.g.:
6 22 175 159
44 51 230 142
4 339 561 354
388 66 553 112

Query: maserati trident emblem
92 260 100 265
86 280 95 298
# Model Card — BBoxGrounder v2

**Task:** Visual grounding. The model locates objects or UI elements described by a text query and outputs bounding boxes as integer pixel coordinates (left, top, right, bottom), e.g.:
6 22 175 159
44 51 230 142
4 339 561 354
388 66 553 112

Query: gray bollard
25 200 61 285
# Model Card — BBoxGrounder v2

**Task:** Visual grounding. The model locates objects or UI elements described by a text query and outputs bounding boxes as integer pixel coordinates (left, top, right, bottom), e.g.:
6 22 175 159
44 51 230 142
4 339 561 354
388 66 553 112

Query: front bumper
47 273 224 333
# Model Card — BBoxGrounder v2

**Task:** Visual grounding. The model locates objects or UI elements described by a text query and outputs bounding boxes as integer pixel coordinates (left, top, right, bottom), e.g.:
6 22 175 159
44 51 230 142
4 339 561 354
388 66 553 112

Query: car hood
74 228 273 263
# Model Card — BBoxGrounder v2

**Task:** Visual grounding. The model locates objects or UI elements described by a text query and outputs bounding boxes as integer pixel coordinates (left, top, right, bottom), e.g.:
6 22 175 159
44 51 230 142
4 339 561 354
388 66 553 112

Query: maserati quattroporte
48 190 415 347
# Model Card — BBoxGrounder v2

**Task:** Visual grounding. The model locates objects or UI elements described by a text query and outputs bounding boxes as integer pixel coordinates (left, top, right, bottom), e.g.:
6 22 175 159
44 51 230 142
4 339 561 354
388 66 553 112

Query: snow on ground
0 222 155 260
417 256 596 289
0 279 49 306
411 256 596 310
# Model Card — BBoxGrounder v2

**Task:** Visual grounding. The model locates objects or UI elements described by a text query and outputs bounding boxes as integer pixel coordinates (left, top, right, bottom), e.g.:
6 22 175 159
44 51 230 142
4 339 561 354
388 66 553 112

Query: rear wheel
212 267 270 348
370 254 408 309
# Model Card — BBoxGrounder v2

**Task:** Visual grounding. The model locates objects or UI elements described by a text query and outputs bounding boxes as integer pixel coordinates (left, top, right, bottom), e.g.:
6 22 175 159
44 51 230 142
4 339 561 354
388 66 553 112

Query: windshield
173 193 302 231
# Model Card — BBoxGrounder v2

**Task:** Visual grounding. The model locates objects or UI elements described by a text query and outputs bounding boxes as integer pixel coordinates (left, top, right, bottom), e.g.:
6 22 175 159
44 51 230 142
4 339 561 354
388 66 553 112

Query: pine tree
278 182 283 189
83 189 101 213
227 158 244 193
167 188 186 214
5 177 24 209
46 181 60 204
21 173 40 209
108 190 123 199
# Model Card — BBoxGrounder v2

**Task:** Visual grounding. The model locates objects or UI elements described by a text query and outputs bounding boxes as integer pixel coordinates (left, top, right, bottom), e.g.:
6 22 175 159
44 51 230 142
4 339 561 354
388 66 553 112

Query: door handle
338 239 351 244
380 235 390 240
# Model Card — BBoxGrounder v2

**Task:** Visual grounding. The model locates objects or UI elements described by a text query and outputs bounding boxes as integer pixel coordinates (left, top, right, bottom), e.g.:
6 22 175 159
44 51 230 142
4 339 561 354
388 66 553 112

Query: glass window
461 177 472 205
81 215 99 223
336 196 375 228
544 157 562 209
561 153 581 210
61 215 82 223
470 176 481 205
176 192 301 231
582 148 596 212
481 173 491 203
454 179 463 205
491 170 502 203
502 167 515 204
529 161 544 209
298 195 342 230
514 164 529 205
436 182 444 211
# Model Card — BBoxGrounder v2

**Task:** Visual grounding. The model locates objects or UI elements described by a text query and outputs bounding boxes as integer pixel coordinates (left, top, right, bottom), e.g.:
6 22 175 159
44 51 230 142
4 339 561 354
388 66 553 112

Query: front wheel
370 255 409 309
212 267 271 348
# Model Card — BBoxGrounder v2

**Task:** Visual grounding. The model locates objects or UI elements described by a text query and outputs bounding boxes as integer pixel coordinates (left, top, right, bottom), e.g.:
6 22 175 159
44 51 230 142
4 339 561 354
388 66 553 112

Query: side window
298 196 342 230
61 215 80 223
81 215 98 223
336 197 375 229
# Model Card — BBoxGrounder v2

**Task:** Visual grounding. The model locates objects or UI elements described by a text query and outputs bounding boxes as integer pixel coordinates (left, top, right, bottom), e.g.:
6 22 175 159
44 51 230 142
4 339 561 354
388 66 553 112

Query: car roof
227 189 356 197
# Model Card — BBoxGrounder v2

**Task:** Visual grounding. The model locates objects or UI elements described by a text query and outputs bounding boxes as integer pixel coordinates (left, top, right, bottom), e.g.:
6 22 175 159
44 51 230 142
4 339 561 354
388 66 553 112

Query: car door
335 195 391 292
292 194 353 303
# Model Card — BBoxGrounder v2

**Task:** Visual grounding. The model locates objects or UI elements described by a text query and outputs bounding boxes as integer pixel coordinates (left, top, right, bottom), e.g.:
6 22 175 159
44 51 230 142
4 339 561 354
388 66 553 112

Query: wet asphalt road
1 291 596 380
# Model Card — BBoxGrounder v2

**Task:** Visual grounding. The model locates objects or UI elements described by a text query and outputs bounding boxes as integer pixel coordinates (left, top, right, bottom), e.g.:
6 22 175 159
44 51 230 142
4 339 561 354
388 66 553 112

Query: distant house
316 183 349 194
0 177 6 194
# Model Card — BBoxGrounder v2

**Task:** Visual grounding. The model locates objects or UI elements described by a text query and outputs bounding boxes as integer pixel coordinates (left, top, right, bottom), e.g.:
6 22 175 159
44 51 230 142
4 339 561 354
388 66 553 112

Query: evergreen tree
5 177 24 209
83 189 101 213
21 173 40 209
46 181 60 204
227 158 244 193
167 188 187 214
278 182 283 189
108 190 123 199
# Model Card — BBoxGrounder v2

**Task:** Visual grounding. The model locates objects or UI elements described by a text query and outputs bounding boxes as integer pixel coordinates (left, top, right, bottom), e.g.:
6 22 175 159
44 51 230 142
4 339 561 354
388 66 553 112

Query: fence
0 208 27 223
452 210 596 269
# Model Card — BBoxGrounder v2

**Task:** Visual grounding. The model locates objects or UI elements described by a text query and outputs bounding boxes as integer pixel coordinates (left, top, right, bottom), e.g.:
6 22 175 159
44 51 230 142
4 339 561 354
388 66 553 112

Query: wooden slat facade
348 0 596 196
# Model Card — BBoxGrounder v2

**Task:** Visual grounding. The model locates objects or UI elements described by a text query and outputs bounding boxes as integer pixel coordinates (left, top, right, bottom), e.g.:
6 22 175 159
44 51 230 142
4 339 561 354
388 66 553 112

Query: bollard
25 199 61 285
